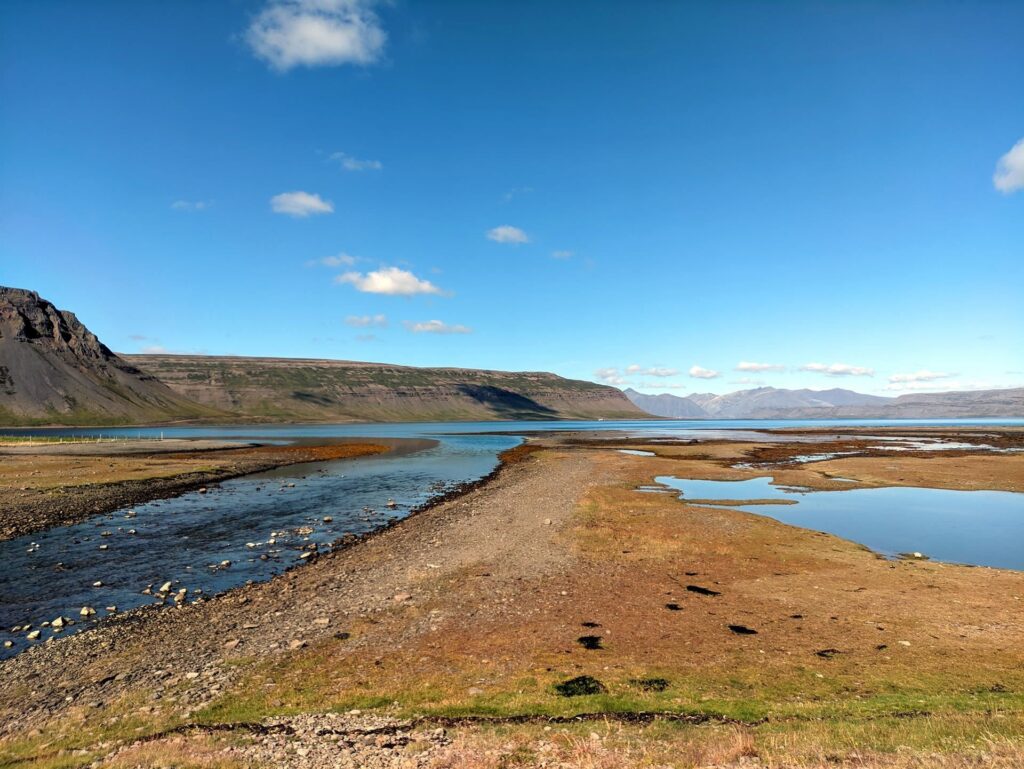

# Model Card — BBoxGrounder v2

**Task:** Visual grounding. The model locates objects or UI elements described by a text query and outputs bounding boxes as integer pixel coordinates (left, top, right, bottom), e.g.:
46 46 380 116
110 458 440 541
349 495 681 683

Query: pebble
289 639 307 650
80 606 96 617
26 630 41 641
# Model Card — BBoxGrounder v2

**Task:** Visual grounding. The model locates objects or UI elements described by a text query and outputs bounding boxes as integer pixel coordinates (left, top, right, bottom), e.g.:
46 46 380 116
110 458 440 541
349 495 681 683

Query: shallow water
0 434 518 658
655 475 1024 571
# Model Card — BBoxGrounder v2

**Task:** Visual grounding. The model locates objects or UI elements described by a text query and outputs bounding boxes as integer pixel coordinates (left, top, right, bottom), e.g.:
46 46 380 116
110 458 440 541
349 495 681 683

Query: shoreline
0 439 403 543
1 431 1023 767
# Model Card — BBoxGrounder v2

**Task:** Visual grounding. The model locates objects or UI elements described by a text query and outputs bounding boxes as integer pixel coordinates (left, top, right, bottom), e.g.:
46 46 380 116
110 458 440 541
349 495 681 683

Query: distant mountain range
623 386 1024 419
0 286 645 425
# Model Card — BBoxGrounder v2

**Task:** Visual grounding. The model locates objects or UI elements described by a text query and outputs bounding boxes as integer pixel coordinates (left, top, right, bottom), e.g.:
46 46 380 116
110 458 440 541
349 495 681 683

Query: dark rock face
0 287 214 425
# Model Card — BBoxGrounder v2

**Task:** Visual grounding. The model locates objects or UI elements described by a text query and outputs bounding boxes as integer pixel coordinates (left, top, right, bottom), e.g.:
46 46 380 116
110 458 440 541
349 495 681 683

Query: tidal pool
656 475 1024 571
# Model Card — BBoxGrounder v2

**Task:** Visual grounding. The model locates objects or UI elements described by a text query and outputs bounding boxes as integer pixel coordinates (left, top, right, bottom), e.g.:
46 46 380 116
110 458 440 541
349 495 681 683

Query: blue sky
1 0 1022 397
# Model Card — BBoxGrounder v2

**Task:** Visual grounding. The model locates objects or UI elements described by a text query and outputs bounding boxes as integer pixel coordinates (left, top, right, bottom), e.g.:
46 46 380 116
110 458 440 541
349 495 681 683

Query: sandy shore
1 432 1023 767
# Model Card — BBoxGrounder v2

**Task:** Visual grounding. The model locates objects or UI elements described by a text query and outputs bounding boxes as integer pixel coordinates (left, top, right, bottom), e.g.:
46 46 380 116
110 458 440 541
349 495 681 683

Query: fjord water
656 475 1024 571
2 417 1023 658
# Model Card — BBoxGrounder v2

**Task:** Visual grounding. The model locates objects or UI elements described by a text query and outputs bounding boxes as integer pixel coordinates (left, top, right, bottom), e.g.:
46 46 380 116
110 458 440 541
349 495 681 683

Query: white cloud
403 319 471 334
888 370 952 383
271 190 334 217
594 367 630 386
140 345 170 354
345 314 387 327
626 364 678 377
171 200 211 212
736 361 785 372
336 266 444 295
551 250 574 260
993 137 1024 193
799 362 875 377
246 0 386 71
503 187 533 202
731 377 766 386
486 225 530 244
689 365 721 379
884 379 1004 393
330 151 382 171
316 253 357 267
638 381 689 390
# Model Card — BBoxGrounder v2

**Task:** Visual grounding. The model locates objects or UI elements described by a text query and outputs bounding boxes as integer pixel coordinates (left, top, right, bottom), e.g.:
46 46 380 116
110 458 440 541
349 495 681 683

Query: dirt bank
0 440 392 542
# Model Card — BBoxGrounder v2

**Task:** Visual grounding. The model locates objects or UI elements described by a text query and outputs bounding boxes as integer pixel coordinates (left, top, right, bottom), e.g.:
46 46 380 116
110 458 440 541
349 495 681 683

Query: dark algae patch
577 635 603 650
664 603 682 611
554 676 608 697
630 677 670 692
728 624 758 635
686 585 721 597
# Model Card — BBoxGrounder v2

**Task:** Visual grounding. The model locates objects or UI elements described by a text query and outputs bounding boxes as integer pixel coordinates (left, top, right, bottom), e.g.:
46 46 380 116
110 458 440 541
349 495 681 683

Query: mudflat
1 433 1023 768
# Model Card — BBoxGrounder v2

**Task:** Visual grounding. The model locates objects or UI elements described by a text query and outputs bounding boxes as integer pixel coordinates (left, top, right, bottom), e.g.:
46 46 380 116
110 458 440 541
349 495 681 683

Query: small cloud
551 250 574 260
330 151 382 171
689 365 721 379
888 370 953 384
171 200 211 212
337 266 444 295
128 334 149 341
639 381 689 390
883 379 1004 393
799 362 875 377
626 364 678 377
503 186 534 202
736 361 785 373
271 191 334 217
316 253 358 267
403 319 471 334
140 345 169 354
355 333 378 342
245 0 387 72
994 137 1024 193
486 225 529 244
594 367 630 386
731 377 766 386
345 314 388 328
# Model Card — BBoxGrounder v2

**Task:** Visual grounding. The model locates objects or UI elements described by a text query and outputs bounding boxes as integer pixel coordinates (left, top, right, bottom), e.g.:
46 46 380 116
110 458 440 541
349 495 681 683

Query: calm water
2 417 1023 658
656 475 1024 570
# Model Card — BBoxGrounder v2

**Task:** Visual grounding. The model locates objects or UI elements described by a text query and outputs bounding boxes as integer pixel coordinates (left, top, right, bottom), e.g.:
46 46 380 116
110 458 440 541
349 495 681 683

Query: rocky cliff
0 287 219 425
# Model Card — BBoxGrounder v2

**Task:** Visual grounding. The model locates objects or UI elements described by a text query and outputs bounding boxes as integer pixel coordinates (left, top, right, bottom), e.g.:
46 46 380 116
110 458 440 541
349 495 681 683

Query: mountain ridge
623 385 1024 419
0 287 646 425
